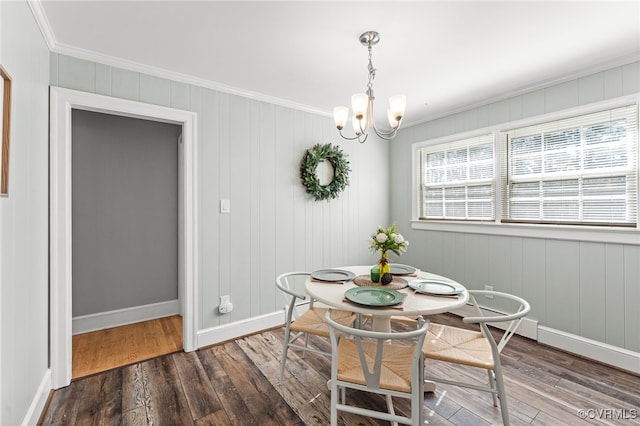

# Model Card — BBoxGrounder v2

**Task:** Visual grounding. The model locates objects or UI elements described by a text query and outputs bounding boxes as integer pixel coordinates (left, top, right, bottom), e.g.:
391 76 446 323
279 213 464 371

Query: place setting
310 269 356 284
342 286 407 310
407 279 466 298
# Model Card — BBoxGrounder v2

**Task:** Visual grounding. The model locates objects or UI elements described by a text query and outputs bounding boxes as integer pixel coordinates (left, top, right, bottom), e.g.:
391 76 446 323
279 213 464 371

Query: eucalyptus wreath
300 143 351 201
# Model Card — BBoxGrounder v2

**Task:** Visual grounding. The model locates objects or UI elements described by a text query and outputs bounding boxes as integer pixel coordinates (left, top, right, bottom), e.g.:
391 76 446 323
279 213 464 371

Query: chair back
326 310 428 391
464 290 531 353
275 271 311 322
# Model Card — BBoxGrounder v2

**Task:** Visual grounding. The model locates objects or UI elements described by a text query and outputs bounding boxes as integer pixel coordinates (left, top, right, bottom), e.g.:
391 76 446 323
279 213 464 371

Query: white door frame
49 87 199 389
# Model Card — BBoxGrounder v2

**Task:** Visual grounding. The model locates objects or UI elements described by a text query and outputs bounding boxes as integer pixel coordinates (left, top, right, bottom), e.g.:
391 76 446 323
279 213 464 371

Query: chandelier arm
368 95 400 139
338 128 368 143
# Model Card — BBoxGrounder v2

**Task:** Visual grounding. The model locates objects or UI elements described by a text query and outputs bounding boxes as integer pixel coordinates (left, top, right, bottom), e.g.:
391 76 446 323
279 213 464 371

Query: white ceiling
38 1 640 126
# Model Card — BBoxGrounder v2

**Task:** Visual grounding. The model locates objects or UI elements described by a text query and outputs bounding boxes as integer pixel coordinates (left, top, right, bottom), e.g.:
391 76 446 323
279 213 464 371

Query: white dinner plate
408 279 463 296
311 269 356 282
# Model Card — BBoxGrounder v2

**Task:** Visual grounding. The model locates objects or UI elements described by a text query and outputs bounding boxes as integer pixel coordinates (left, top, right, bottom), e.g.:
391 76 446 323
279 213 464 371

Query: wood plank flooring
72 315 183 379
41 313 639 425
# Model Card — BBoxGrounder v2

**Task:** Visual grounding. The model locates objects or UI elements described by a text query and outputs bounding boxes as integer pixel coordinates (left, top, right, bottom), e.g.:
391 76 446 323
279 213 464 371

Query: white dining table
305 265 469 333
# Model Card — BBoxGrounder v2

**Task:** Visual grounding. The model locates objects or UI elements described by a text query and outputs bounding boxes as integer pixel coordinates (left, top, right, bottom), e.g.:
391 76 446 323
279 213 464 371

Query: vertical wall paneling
509 237 525 302
171 81 190 111
488 236 513 294
1 2 51 424
519 238 546 323
139 74 171 107
578 242 606 342
257 101 276 315
111 67 139 101
227 96 251 321
95 63 111 97
57 54 95 93
521 89 545 118
578 72 604 105
545 240 580 334
199 87 218 327
292 110 307 273
623 245 640 352
51 52 390 340
622 62 640 94
604 244 625 348
217 92 232 324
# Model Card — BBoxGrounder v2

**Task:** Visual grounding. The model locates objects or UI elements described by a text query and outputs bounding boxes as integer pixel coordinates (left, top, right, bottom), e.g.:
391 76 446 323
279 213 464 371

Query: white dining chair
422 290 530 426
325 309 428 426
276 272 356 382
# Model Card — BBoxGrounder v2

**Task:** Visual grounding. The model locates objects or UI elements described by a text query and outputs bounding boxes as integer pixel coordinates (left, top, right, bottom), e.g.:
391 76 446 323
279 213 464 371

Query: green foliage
300 143 351 201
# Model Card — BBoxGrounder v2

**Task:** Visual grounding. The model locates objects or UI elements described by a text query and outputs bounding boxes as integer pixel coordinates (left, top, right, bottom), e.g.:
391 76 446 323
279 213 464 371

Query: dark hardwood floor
39 313 640 425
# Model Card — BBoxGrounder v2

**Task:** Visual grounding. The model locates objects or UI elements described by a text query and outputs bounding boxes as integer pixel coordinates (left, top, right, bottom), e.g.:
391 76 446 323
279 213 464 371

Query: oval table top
305 265 469 331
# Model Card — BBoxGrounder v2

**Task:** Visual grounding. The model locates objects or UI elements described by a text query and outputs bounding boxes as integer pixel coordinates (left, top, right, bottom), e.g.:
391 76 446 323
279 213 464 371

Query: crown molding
404 52 640 128
27 0 330 117
50 41 330 117
28 0 56 50
29 0 638 126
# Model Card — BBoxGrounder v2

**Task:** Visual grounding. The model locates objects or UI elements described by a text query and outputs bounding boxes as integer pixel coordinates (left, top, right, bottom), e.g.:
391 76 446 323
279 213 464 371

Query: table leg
371 316 392 333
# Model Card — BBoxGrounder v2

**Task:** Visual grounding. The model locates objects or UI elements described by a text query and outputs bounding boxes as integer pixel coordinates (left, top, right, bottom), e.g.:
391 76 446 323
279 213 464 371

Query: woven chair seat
290 307 355 338
337 338 415 393
424 323 494 369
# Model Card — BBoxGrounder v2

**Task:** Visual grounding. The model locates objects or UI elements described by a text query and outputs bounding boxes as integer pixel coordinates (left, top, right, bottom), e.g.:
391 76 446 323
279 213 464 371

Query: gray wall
51 53 390 330
72 110 181 316
0 1 50 424
391 61 640 353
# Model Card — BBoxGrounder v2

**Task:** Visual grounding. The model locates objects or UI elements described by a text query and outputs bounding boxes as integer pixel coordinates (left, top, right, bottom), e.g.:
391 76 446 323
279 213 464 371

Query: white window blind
502 104 638 226
420 133 495 220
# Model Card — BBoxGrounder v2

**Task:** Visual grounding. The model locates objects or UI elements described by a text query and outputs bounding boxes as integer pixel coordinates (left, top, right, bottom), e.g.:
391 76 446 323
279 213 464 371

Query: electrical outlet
219 295 233 314
484 285 494 299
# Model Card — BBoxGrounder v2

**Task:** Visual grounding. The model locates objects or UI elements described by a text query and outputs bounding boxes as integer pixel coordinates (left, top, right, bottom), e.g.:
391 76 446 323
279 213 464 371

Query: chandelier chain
367 44 376 94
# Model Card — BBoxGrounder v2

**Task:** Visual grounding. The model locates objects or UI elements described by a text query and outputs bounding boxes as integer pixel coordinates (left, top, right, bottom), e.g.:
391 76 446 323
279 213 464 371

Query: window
419 133 495 220
415 100 639 231
503 105 638 226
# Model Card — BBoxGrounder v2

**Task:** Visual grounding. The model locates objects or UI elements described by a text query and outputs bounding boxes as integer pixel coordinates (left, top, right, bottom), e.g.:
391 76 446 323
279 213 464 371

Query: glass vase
377 251 390 283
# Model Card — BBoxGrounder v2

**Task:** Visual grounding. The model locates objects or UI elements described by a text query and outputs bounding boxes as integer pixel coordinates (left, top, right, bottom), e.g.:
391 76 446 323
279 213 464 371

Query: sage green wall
50 53 390 330
0 1 50 424
391 61 640 352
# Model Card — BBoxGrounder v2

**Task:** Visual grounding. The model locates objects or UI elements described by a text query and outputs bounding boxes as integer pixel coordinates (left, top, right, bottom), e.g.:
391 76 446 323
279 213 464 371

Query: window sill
411 220 640 245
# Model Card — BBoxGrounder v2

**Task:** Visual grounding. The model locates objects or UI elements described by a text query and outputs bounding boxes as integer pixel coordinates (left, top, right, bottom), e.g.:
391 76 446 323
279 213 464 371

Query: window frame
411 94 640 245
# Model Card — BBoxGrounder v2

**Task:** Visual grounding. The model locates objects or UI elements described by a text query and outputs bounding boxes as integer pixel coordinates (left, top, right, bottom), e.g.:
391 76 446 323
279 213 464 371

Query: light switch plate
220 199 230 213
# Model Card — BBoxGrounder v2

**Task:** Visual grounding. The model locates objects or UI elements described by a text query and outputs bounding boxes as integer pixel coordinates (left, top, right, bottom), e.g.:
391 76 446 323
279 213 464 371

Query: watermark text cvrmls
577 408 637 420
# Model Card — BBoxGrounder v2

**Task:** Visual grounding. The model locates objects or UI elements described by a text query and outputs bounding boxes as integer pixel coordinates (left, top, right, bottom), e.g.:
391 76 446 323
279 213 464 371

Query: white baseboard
197 310 285 349
198 304 637 375
72 300 180 334
21 369 51 426
538 326 640 374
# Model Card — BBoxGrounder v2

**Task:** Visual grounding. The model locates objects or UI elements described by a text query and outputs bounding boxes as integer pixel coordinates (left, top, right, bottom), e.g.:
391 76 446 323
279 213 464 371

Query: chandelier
333 31 406 143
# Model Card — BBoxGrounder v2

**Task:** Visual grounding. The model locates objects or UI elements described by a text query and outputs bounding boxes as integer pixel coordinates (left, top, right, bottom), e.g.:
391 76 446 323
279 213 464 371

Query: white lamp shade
351 93 369 119
388 94 406 120
333 106 349 129
387 109 399 128
352 114 367 135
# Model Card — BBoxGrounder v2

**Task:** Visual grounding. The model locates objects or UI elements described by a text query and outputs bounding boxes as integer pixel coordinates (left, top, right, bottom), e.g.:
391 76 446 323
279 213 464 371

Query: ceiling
38 1 640 126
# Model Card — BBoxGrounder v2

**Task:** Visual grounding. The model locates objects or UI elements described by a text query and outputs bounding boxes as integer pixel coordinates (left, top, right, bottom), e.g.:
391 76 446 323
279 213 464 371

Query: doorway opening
50 87 199 389
70 108 183 379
